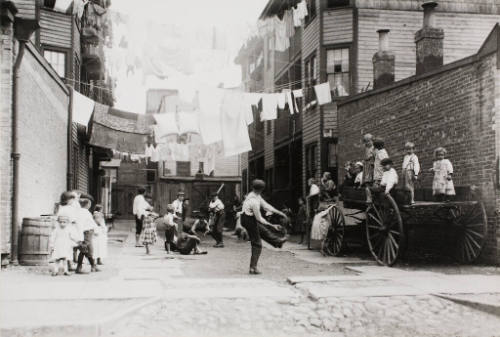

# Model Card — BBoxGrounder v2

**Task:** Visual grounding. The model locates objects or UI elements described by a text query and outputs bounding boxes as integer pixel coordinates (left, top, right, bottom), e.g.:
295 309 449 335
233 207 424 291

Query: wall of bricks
0 19 15 256
338 51 500 263
17 44 69 220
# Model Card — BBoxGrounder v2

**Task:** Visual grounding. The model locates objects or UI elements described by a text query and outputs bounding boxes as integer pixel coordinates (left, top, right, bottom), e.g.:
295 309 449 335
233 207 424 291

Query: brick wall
338 52 500 263
0 19 15 255
17 44 69 219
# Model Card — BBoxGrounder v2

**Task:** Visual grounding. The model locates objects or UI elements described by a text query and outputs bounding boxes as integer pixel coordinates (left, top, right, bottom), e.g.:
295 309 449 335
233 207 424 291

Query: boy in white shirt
366 158 398 203
163 205 177 254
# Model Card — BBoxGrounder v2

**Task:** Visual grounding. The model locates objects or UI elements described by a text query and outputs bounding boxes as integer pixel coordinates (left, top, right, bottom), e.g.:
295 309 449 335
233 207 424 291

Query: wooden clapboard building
237 0 500 210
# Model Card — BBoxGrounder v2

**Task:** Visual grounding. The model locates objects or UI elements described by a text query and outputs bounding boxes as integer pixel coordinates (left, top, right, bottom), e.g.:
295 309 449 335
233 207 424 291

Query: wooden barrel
19 216 55 266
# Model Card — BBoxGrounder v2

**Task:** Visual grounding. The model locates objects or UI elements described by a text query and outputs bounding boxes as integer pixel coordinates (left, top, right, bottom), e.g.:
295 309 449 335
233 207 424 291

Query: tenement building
337 4 500 263
0 0 113 265
237 0 500 210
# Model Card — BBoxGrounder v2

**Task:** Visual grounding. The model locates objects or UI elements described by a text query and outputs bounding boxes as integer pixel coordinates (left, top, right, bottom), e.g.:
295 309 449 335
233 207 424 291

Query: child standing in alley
142 213 157 255
430 147 455 201
296 197 307 245
163 205 177 254
93 205 108 265
76 198 100 274
49 214 78 276
402 142 420 205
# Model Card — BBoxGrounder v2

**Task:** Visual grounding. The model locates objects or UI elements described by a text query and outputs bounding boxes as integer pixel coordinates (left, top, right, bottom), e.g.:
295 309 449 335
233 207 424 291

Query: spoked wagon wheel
365 194 405 266
452 202 487 263
323 205 345 256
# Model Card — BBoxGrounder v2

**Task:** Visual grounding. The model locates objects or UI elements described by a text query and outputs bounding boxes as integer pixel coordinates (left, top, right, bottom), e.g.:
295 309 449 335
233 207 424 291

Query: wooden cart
321 186 488 266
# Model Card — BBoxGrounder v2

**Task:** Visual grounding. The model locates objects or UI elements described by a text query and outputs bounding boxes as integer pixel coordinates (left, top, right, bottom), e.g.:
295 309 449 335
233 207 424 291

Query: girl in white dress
430 147 455 201
93 205 108 265
49 215 79 276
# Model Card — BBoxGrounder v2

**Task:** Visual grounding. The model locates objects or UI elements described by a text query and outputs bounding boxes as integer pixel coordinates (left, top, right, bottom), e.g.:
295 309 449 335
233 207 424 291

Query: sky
110 0 269 113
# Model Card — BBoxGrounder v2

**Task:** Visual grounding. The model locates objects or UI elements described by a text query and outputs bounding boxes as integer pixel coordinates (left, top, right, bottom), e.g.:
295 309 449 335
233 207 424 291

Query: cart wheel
365 194 405 266
323 205 345 256
453 202 488 263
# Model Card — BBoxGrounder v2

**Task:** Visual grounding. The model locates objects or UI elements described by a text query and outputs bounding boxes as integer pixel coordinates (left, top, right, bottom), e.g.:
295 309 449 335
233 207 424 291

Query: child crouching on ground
175 232 207 255
366 158 398 204
142 212 158 255
49 215 78 276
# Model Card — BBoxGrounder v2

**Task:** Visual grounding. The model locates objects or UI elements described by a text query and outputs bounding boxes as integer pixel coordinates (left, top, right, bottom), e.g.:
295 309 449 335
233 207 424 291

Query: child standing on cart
402 142 420 205
366 158 398 204
430 147 455 201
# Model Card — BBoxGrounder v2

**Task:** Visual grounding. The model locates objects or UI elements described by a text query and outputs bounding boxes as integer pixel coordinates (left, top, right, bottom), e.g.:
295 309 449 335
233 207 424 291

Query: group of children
345 134 456 204
50 191 108 276
138 203 207 256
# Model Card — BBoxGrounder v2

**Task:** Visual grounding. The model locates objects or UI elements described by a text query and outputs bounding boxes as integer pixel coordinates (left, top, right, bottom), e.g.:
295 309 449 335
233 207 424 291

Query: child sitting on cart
366 158 398 204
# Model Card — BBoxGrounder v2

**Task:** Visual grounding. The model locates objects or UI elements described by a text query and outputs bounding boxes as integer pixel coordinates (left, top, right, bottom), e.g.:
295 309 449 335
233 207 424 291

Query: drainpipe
11 18 39 265
67 87 73 190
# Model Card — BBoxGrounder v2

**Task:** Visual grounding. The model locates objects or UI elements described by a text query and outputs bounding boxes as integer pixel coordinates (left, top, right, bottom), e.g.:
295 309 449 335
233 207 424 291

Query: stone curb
435 294 500 318
0 296 162 337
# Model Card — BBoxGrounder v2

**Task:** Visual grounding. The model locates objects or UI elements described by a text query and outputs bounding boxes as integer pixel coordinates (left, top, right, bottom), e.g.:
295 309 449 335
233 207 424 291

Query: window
176 161 191 177
327 0 350 8
304 54 317 105
327 48 350 96
305 143 317 180
304 0 317 25
44 49 67 77
43 0 56 8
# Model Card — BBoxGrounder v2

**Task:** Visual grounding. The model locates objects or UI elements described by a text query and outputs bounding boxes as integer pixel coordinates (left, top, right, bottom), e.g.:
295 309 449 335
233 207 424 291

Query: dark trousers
210 211 225 244
77 230 95 269
241 214 261 269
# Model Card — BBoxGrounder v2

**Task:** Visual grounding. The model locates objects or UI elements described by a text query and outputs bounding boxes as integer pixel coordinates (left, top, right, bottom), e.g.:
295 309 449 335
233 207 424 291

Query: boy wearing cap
208 192 225 248
366 158 398 203
172 191 185 233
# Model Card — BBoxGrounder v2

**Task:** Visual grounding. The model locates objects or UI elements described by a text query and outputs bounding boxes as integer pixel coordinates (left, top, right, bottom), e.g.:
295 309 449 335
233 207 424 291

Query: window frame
42 46 69 78
305 142 318 180
325 44 352 97
304 53 318 107
326 0 350 9
304 0 317 26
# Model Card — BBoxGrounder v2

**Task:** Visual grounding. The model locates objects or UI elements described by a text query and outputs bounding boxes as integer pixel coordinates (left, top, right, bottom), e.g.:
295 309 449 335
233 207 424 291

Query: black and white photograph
1 0 500 336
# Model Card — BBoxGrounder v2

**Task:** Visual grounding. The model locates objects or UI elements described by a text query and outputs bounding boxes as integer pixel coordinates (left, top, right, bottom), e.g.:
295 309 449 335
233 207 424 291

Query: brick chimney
415 1 444 75
372 29 395 89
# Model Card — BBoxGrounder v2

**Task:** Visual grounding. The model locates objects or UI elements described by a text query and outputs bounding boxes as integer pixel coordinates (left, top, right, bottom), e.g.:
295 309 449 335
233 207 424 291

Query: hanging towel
277 93 286 109
292 89 304 98
285 90 295 114
151 145 160 162
198 89 224 145
261 93 278 121
176 143 190 162
153 113 179 138
72 89 95 128
274 17 290 52
54 0 73 13
314 82 333 105
293 7 302 27
220 92 252 157
243 93 262 125
145 144 154 157
178 112 200 134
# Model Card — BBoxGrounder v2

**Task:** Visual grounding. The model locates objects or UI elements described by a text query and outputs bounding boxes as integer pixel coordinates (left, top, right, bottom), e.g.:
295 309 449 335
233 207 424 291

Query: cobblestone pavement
102 226 500 337
105 294 500 337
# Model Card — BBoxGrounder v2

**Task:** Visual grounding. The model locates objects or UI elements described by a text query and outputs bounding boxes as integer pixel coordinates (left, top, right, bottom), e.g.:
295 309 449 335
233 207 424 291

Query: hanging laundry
72 89 95 128
72 0 87 19
220 92 252 157
261 93 279 121
293 6 302 27
296 0 309 22
292 89 304 98
145 143 154 157
174 143 190 162
158 143 173 162
273 16 290 52
150 145 160 162
314 83 333 105
284 90 295 114
177 111 200 135
153 113 179 138
243 93 262 125
198 89 224 145
257 19 274 37
283 10 295 38
54 0 73 13
277 92 287 109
